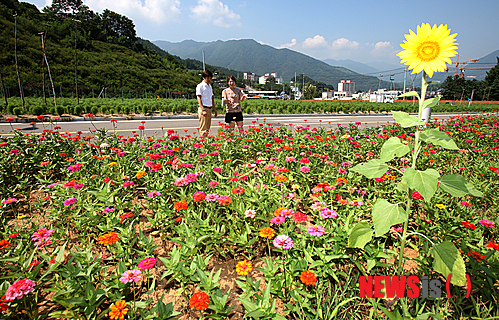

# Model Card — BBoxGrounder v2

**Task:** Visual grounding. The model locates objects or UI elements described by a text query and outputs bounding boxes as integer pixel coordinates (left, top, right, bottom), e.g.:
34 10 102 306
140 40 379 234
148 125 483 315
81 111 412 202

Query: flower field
1 111 499 319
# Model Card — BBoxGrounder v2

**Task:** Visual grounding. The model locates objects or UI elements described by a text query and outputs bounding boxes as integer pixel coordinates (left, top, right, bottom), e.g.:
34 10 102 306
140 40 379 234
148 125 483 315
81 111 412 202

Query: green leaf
396 176 409 193
439 174 484 197
379 137 411 162
348 222 373 248
398 91 419 98
372 199 407 237
350 159 389 179
432 241 466 286
420 129 458 149
404 168 440 202
392 111 426 127
422 97 440 109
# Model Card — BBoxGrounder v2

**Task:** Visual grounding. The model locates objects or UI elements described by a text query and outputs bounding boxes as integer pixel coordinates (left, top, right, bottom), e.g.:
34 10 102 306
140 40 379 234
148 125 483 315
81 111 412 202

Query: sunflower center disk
417 41 440 62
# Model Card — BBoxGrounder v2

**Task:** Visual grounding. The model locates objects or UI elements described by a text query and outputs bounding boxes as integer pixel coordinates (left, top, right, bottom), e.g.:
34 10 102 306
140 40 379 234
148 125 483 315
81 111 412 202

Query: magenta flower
138 257 156 271
2 198 17 204
307 225 325 237
147 191 162 198
273 235 294 250
31 228 54 247
120 269 142 283
185 174 198 182
144 161 155 168
67 164 81 171
63 198 77 206
5 278 36 300
270 216 286 225
320 208 338 219
300 166 310 173
479 220 495 228
213 167 222 173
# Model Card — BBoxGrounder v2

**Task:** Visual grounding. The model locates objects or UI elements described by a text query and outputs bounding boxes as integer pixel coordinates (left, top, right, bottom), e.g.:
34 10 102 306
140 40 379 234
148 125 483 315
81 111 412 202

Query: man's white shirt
196 80 213 107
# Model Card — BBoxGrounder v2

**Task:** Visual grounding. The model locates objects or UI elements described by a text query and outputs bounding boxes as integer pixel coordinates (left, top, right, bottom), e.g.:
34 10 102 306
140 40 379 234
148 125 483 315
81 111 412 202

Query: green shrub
116 105 122 114
56 105 65 115
49 107 56 114
30 105 44 116
101 106 108 114
91 106 99 115
74 106 82 115
13 107 23 116
109 108 115 115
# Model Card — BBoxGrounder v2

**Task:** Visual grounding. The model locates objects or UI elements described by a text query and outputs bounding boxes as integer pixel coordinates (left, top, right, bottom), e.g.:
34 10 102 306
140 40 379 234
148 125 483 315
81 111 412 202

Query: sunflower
397 23 458 78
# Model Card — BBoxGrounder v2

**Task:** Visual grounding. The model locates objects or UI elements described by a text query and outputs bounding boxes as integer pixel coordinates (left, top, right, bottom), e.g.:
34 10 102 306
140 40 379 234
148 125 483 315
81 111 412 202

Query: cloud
83 0 181 24
190 0 241 28
303 35 328 48
370 41 394 56
278 38 297 49
332 38 359 49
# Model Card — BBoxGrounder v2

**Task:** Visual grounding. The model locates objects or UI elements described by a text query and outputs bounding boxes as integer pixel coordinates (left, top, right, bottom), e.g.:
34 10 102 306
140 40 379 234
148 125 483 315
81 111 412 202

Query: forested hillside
0 0 201 98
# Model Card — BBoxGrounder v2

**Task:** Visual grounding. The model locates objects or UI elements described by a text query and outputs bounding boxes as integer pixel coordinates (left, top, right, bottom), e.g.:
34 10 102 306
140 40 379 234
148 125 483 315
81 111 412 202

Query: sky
26 0 499 67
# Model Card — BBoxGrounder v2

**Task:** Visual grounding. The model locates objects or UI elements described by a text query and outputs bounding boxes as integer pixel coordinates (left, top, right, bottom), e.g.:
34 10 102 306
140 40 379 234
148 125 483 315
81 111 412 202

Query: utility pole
73 19 80 104
0 71 7 108
403 67 407 97
40 28 56 107
38 32 47 106
13 12 25 108
202 50 205 71
468 89 474 107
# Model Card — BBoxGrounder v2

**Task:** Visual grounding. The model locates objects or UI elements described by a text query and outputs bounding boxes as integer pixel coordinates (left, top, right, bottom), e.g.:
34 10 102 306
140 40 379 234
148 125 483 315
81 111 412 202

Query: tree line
441 58 499 101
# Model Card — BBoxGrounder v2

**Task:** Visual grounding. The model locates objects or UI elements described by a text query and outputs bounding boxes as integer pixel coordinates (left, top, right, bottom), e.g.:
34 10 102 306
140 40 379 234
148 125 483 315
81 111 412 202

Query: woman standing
222 76 247 131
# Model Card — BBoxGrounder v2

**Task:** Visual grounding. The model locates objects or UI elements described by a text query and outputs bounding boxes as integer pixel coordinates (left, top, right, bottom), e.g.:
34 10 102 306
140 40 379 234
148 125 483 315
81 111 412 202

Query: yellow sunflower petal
397 23 458 77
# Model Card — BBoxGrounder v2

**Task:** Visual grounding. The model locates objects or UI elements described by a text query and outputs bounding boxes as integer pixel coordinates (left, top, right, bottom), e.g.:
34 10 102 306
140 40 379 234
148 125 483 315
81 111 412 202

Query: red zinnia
174 200 188 211
461 222 477 230
0 240 11 250
232 187 245 195
189 292 210 311
486 242 499 251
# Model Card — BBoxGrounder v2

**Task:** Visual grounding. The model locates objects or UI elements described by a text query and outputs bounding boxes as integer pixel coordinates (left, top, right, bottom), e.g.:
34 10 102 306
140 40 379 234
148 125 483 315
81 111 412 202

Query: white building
243 72 256 81
338 80 356 95
259 72 283 85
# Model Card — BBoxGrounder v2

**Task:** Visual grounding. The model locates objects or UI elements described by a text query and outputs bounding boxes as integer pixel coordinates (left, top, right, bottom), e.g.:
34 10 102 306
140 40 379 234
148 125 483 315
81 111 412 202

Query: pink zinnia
209 180 219 187
138 257 156 271
307 225 325 237
244 209 256 218
2 198 17 204
300 166 310 173
174 177 189 186
270 216 286 225
320 208 338 219
185 174 198 182
273 235 294 250
479 220 495 228
63 197 77 206
213 167 222 173
205 193 220 201
310 202 326 211
5 278 36 300
120 269 142 283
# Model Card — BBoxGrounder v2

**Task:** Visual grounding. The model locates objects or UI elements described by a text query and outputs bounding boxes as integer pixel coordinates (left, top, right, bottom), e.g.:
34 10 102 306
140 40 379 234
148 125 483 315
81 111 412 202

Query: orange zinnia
236 260 253 276
174 200 188 211
275 175 287 183
109 300 129 320
232 187 245 195
259 227 276 239
136 171 146 179
300 270 317 285
98 232 119 246
189 292 210 311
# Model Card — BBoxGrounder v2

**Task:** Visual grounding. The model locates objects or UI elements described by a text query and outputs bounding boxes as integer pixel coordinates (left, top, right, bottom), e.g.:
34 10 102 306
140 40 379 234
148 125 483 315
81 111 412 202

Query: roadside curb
0 112 479 123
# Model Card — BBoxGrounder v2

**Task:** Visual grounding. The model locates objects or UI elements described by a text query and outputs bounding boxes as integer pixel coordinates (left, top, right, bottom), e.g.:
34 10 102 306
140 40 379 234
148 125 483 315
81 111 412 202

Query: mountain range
155 39 498 89
154 39 390 91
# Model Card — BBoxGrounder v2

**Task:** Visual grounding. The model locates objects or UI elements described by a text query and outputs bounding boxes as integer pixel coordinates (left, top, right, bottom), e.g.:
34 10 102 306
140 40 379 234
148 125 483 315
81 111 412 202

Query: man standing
196 70 218 136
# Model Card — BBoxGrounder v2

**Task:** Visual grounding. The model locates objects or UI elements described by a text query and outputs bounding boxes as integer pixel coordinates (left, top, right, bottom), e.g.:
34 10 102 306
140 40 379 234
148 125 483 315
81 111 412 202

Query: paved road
0 113 465 138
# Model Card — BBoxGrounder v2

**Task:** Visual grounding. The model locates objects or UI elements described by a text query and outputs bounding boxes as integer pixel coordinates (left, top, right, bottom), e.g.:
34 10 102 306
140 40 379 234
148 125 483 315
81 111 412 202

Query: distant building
259 72 283 85
338 80 356 95
243 72 256 81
